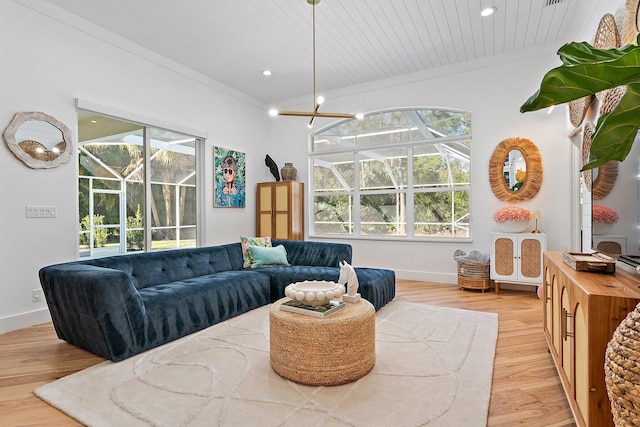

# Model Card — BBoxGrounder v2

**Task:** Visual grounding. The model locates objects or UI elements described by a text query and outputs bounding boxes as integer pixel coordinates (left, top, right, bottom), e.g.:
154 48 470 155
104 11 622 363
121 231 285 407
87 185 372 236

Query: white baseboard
393 270 537 294
394 270 458 284
0 308 52 334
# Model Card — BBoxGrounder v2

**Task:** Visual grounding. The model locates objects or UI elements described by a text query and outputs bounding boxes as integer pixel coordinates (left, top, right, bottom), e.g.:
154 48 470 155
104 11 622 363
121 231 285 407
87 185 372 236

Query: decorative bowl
593 222 614 236
284 280 345 306
496 220 529 233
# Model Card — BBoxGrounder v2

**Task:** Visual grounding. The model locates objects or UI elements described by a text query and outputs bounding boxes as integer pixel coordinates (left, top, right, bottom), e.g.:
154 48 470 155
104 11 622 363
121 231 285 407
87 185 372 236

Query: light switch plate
26 206 57 218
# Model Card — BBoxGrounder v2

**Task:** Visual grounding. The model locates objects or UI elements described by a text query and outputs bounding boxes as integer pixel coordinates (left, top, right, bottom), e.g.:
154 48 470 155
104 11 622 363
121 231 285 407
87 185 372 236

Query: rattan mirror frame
489 137 543 202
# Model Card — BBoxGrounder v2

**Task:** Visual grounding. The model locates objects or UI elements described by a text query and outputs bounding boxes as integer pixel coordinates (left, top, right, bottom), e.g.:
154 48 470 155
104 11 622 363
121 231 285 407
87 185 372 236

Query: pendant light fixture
268 0 362 128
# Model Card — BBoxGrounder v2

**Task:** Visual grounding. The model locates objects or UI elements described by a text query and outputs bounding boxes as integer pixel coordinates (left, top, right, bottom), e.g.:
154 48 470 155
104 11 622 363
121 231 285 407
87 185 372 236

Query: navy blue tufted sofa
39 240 395 361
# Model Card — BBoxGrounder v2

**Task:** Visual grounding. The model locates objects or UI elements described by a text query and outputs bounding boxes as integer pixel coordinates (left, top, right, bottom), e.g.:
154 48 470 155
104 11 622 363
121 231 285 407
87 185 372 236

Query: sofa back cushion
272 240 352 267
220 242 245 270
85 246 233 289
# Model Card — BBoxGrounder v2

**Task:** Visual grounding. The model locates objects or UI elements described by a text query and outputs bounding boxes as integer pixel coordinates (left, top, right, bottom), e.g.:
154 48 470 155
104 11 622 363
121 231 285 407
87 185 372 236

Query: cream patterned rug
35 300 498 426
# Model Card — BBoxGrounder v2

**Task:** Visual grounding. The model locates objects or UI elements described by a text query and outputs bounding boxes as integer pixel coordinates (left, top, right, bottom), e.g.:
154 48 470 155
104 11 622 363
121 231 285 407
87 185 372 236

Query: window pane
148 127 197 251
314 195 353 234
313 154 354 192
414 190 470 237
360 147 407 191
360 193 406 236
414 110 471 137
413 141 470 188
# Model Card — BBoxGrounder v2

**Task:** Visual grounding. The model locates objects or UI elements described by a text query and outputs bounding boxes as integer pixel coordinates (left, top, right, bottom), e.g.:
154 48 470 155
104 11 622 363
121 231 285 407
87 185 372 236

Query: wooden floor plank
0 280 574 426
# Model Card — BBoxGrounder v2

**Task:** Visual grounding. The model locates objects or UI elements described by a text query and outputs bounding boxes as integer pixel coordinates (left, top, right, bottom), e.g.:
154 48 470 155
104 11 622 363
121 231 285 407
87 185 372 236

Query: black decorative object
265 154 280 181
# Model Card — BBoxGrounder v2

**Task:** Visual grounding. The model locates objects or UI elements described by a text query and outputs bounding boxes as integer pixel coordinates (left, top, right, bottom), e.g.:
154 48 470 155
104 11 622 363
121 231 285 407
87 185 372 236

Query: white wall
0 1 269 332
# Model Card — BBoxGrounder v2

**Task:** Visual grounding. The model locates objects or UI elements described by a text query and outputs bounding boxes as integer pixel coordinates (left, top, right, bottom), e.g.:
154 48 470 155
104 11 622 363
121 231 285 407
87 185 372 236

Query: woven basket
582 122 594 191
457 260 491 291
568 95 593 128
605 303 640 426
600 86 627 116
594 14 622 101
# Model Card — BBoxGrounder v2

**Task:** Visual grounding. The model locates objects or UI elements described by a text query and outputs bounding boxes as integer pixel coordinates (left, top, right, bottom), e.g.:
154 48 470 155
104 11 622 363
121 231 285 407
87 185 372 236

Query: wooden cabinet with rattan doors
490 232 546 294
256 181 304 240
543 252 640 427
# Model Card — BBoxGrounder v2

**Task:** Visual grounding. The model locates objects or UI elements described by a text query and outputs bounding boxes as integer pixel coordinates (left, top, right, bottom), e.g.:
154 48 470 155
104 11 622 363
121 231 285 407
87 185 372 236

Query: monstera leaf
520 36 640 170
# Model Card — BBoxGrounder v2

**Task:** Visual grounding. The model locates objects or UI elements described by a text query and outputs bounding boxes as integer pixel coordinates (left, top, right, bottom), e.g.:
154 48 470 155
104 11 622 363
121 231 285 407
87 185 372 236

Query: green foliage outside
312 109 471 237
126 205 144 251
78 131 197 254
79 214 107 247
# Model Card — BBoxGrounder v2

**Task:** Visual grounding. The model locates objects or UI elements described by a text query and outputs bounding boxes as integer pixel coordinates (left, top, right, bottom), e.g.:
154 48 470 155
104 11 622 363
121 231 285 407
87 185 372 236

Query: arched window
310 108 471 240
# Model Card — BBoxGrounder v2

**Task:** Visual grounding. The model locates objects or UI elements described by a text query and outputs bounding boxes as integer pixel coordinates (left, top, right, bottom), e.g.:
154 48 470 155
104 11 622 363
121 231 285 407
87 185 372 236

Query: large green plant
520 36 640 170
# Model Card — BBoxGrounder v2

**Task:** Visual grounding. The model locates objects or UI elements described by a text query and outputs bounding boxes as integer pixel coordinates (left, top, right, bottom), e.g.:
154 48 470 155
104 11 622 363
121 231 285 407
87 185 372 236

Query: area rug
35 300 498 426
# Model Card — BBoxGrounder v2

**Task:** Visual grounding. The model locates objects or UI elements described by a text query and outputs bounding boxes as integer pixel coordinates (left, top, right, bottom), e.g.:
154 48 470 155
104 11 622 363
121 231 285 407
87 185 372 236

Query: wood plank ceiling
41 0 606 104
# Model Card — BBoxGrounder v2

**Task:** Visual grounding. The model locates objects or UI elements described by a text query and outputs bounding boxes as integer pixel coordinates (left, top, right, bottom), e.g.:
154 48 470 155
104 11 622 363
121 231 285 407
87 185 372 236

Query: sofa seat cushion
259 265 395 310
138 270 270 347
353 267 396 311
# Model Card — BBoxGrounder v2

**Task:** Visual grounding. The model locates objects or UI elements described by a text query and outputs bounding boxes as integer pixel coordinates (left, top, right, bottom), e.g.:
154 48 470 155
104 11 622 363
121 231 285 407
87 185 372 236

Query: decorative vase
496 220 530 233
281 162 297 181
593 222 614 236
605 303 640 426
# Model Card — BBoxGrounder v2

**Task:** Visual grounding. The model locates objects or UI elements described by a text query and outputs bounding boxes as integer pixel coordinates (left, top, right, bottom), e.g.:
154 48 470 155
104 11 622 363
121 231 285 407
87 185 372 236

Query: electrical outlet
32 289 42 302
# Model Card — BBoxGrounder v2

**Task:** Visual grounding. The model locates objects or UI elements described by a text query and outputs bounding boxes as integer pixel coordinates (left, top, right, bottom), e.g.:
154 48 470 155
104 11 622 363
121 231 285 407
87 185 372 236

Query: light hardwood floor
1 280 575 426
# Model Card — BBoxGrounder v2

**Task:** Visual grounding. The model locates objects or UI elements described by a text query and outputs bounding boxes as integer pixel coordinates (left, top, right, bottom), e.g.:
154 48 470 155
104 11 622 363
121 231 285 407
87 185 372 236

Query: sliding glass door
78 111 200 258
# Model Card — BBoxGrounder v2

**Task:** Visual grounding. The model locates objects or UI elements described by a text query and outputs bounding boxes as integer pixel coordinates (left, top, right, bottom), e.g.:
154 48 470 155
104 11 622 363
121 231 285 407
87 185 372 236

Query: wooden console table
543 252 640 426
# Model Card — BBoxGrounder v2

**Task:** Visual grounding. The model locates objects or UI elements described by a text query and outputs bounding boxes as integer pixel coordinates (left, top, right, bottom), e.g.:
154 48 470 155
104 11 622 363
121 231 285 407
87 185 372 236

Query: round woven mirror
489 137 543 202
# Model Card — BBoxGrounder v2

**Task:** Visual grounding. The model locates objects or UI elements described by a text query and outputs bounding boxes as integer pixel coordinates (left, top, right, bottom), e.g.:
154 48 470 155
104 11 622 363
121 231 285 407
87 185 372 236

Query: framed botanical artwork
214 146 246 207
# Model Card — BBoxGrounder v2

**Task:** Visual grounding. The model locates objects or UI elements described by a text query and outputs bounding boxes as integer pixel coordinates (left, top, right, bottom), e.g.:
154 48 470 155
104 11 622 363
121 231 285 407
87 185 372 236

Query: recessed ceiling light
262 70 272 76
481 6 496 17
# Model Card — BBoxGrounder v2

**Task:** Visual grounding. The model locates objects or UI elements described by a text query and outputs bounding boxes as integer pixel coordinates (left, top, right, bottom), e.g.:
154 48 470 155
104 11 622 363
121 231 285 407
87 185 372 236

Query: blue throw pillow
248 244 289 268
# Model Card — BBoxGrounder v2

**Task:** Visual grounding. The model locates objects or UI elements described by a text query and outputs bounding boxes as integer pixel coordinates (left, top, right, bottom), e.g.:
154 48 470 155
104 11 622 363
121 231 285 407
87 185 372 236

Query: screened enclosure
78 112 199 258
310 108 471 240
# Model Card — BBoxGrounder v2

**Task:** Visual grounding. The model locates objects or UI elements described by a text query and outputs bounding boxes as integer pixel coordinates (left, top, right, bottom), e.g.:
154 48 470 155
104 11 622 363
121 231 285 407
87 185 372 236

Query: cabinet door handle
545 282 551 302
562 308 573 341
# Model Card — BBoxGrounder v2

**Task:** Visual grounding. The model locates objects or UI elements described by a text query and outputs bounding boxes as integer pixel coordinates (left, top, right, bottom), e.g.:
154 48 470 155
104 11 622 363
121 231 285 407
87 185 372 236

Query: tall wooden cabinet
256 181 304 240
490 232 546 293
544 252 640 426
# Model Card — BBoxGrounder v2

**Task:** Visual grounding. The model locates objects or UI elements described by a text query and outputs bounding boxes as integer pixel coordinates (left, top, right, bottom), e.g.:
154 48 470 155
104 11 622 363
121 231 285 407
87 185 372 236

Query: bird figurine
265 155 281 181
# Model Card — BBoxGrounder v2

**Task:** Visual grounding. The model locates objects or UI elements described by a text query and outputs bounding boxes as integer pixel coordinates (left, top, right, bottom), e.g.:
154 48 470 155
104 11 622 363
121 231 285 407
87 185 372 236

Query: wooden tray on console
562 252 616 273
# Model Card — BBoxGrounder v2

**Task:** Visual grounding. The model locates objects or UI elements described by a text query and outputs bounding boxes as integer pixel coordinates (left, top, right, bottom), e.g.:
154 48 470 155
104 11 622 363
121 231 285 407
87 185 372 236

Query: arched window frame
309 107 471 241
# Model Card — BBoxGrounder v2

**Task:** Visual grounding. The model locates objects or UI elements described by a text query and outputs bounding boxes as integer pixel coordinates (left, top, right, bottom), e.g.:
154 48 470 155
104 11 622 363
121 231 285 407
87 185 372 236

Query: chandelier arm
278 111 356 119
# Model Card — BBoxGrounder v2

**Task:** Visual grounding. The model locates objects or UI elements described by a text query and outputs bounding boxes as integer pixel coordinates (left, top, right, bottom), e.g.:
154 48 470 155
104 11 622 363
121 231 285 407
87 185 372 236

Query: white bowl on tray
284 280 345 306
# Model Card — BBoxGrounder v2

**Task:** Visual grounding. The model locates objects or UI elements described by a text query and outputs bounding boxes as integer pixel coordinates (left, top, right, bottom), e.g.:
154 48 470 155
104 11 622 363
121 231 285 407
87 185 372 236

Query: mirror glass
590 141 640 259
502 149 527 192
16 121 65 161
489 137 542 202
3 111 72 168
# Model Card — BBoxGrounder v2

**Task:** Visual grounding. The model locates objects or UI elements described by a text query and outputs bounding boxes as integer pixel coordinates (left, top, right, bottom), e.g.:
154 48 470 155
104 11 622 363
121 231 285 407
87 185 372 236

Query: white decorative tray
284 280 345 306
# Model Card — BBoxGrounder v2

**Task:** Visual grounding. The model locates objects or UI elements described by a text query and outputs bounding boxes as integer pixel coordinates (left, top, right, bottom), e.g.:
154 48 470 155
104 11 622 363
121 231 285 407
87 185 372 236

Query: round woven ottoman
269 297 375 386
605 303 640 426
